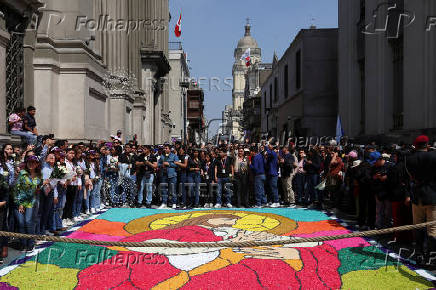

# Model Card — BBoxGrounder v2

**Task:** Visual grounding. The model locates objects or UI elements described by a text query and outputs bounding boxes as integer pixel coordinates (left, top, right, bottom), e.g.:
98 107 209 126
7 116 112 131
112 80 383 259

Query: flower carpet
0 208 435 289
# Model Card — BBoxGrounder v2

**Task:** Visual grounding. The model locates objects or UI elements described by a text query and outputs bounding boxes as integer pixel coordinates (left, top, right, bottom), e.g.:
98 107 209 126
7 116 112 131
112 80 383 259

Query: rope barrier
1 220 435 248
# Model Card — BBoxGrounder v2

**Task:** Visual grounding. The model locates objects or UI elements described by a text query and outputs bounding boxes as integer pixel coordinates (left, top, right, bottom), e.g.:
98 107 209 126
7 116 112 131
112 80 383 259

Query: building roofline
261 28 338 87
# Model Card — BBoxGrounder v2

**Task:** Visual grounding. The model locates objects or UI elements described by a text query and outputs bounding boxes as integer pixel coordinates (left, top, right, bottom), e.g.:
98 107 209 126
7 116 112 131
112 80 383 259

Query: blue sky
169 0 338 136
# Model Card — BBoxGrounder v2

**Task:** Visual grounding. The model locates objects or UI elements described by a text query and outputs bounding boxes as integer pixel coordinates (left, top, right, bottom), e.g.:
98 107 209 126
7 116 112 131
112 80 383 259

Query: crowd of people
0 108 435 268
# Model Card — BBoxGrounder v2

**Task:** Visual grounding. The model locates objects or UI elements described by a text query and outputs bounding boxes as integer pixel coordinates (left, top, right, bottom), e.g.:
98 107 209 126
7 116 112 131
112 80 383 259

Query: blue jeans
188 172 201 206
10 130 37 145
90 179 102 209
138 174 154 205
39 191 54 234
15 206 36 248
306 174 320 203
268 175 279 203
73 186 84 217
294 173 305 203
254 174 267 206
217 177 232 205
106 172 118 205
179 172 188 205
53 186 66 230
160 175 177 205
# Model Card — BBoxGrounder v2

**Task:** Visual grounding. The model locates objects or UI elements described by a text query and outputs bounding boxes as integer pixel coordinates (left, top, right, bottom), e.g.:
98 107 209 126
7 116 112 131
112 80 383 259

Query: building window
296 50 301 90
189 100 200 109
269 84 272 108
274 77 278 102
284 65 289 98
359 0 365 21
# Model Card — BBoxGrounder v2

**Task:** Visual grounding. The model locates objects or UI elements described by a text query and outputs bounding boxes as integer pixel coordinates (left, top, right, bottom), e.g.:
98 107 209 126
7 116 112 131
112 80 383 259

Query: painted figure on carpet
76 211 342 289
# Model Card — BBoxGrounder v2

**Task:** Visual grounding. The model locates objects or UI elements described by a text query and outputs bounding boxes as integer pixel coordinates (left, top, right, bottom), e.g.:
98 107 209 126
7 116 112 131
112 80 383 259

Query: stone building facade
339 0 436 142
242 62 271 142
168 41 190 142
0 0 173 144
231 21 261 141
260 29 338 143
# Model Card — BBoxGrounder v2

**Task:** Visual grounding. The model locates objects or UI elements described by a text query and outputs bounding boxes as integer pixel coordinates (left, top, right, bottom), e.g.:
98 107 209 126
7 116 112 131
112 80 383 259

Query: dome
237 24 258 49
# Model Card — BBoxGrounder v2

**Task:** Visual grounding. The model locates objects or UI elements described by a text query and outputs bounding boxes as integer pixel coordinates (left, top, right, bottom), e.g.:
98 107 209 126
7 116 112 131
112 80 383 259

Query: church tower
231 19 261 140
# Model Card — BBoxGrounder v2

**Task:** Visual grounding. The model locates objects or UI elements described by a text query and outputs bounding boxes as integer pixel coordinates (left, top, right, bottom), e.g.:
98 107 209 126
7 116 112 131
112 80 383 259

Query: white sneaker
204 203 210 208
226 203 233 208
271 203 280 208
73 217 79 223
172 204 177 209
100 204 105 209
65 219 73 226
85 210 90 215
214 204 222 208
288 204 296 208
45 230 54 236
90 208 96 214
158 204 168 209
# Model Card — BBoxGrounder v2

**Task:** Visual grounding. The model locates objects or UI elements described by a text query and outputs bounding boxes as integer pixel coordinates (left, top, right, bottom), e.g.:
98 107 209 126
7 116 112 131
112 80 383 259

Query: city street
0 0 436 289
0 207 434 289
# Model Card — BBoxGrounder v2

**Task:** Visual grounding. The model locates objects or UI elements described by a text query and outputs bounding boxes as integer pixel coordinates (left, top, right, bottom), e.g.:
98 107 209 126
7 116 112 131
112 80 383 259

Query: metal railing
169 41 183 51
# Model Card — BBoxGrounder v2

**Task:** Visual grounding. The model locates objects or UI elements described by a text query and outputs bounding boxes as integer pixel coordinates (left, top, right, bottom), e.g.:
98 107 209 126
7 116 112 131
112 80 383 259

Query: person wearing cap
13 155 41 251
249 146 267 208
369 152 392 229
265 140 280 208
405 135 436 265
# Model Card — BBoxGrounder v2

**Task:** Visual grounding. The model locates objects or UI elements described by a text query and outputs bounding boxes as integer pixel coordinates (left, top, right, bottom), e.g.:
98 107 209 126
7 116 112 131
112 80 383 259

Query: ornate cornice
140 50 171 79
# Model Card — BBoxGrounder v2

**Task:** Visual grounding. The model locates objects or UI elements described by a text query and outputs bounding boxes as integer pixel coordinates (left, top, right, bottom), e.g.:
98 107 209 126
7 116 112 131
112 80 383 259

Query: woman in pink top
8 107 37 145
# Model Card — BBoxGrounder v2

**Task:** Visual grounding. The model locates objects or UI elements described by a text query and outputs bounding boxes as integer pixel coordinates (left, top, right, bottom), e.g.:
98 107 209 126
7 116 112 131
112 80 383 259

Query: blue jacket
158 153 180 178
250 153 266 176
266 148 279 177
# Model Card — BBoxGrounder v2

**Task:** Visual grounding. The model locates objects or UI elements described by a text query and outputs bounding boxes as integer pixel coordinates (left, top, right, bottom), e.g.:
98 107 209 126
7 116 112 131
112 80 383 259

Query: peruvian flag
175 13 182 37
240 48 251 67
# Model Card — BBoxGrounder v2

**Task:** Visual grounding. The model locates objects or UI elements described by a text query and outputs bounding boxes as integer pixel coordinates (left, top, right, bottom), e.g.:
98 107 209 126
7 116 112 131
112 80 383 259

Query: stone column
141 64 155 145
100 0 131 137
0 12 9 136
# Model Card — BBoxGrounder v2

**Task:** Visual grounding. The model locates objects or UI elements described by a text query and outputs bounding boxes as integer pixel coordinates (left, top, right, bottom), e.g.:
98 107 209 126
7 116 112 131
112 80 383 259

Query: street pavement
0 207 434 289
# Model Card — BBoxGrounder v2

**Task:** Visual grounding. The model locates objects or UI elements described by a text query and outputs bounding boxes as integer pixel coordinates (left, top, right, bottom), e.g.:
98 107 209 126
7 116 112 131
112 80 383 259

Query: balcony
169 41 183 51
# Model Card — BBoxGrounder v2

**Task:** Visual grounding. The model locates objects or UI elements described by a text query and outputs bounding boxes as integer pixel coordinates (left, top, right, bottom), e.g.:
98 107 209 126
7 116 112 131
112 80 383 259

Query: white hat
382 153 391 159
351 160 362 168
329 140 337 146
